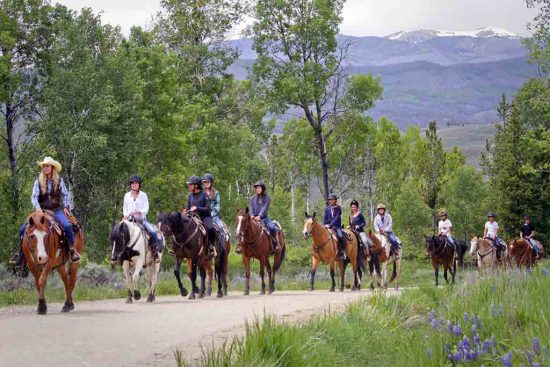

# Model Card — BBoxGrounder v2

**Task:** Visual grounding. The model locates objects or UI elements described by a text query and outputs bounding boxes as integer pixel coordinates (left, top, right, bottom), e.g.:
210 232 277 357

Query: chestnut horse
22 210 84 314
235 208 286 295
158 212 226 299
368 231 401 289
508 238 545 269
469 236 508 272
303 212 364 292
425 235 456 286
109 220 164 303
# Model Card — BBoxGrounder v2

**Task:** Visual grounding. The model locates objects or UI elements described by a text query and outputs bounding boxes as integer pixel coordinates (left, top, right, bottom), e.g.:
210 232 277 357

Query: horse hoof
133 290 141 300
329 287 335 292
37 300 47 315
61 302 71 313
308 287 314 292
146 294 155 303
259 289 266 295
243 289 249 296
207 287 212 296
198 292 204 299
351 287 357 292
217 290 223 298
180 288 188 297
126 297 133 304
223 288 228 296
188 293 196 300
339 288 344 292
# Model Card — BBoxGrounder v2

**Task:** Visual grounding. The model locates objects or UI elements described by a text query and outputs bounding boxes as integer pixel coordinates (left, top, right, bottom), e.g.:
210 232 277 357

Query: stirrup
235 243 242 254
70 249 81 263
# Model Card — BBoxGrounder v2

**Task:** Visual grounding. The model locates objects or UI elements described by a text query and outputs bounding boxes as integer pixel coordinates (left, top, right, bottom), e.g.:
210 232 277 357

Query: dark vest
39 181 62 211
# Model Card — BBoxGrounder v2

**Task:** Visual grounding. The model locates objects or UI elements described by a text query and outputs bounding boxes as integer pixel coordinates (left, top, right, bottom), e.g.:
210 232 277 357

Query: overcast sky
54 0 538 37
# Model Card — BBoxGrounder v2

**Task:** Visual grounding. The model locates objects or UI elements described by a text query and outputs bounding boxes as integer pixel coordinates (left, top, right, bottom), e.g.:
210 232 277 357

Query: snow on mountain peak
387 27 520 43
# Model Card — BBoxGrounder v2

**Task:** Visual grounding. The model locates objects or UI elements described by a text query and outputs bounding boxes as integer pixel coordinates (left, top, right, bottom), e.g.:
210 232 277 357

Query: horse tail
273 233 286 272
357 242 367 273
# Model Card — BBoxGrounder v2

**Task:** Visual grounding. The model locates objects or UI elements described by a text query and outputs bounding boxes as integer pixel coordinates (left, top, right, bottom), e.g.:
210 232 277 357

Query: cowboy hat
377 203 386 210
37 157 62 173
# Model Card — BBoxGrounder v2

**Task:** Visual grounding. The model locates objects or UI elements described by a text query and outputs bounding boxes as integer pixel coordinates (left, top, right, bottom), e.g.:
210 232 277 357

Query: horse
235 207 286 295
205 221 231 296
425 235 457 286
454 239 468 268
109 220 164 303
302 212 364 292
157 212 226 299
469 236 508 272
508 238 545 269
21 210 85 314
367 231 402 289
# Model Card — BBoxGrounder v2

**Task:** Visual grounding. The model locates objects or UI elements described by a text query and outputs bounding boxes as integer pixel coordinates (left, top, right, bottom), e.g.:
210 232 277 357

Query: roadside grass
177 263 550 367
0 244 467 307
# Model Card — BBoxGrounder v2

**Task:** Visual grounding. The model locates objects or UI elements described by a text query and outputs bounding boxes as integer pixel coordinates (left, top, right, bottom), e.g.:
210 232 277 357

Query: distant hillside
435 123 497 167
228 28 538 127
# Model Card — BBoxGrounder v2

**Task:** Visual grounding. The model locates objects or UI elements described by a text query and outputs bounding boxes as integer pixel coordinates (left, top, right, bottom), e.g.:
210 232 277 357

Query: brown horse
425 235 457 286
508 238 545 269
204 222 231 296
235 208 286 295
157 212 226 299
21 210 84 314
303 212 364 292
368 231 401 289
469 236 508 272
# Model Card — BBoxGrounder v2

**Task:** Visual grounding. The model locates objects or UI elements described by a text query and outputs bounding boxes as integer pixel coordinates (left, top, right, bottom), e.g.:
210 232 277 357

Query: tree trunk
315 128 330 199
290 175 295 223
5 104 20 219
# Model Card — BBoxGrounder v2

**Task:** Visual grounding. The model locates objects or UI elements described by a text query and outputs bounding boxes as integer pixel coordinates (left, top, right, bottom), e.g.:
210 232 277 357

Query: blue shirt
323 205 342 229
249 194 270 219
349 213 366 232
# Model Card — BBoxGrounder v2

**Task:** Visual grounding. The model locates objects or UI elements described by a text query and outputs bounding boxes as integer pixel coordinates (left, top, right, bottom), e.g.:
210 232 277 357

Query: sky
53 0 538 37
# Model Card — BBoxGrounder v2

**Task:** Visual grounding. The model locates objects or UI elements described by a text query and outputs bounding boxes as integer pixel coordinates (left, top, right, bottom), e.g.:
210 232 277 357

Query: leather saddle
42 210 80 238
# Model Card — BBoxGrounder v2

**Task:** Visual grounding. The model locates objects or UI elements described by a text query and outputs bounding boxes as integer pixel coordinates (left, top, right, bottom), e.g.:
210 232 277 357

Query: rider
349 199 369 251
15 157 80 265
374 203 401 259
202 174 225 245
249 181 279 253
438 209 457 254
484 212 504 260
184 176 216 257
520 215 541 258
122 175 160 262
323 193 346 261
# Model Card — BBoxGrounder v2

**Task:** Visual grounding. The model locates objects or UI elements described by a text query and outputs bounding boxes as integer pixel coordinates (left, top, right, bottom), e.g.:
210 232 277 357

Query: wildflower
471 324 477 344
526 351 534 365
431 318 438 330
454 352 461 363
444 343 451 354
543 268 549 276
483 340 490 354
447 353 453 361
453 325 463 337
448 321 454 334
464 311 469 325
429 309 435 322
471 313 476 325
490 303 496 318
475 334 481 347
463 335 470 351
533 337 540 356
501 352 513 367
499 304 504 317
439 317 445 327
426 349 432 359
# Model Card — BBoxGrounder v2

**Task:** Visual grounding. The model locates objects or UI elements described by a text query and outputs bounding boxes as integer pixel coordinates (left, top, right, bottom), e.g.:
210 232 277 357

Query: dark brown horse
302 213 364 292
235 208 286 295
425 235 457 286
508 238 546 269
157 212 226 299
22 210 85 314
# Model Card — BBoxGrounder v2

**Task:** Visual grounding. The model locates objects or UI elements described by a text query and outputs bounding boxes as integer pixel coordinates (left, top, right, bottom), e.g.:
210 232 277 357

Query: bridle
305 219 335 250
237 214 265 246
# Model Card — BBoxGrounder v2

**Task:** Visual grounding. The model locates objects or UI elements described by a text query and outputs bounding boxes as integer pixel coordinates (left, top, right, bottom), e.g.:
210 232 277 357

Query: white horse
469 236 507 273
110 220 164 303
367 231 402 289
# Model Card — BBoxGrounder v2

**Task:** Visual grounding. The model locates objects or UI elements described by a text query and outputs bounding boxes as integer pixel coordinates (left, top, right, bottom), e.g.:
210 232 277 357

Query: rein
309 223 336 251
171 216 200 248
240 218 266 247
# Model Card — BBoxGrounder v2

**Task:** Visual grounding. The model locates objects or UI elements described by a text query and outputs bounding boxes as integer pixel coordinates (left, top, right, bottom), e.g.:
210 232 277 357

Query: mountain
228 28 538 127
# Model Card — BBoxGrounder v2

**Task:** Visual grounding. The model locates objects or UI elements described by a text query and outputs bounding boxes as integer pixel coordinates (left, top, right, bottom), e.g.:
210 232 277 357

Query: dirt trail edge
0 289 399 366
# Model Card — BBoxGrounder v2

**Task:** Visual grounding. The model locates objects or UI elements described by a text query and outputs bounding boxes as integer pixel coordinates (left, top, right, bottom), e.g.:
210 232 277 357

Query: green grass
180 263 550 367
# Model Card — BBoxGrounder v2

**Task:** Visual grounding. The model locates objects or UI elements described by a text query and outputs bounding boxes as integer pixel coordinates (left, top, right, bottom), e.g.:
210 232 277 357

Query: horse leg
351 259 359 291
259 258 266 295
309 257 320 291
131 261 144 301
243 256 250 296
174 257 188 297
266 258 274 294
223 242 229 296
36 265 51 314
338 260 345 292
394 259 401 290
198 263 206 299
147 262 160 303
329 260 336 292
122 261 134 303
188 260 197 300
433 261 439 287
451 258 457 285
57 264 72 312
381 261 388 289
206 259 213 297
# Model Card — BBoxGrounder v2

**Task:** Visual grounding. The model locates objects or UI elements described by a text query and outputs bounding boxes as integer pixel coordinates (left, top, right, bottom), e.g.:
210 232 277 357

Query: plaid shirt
31 178 72 210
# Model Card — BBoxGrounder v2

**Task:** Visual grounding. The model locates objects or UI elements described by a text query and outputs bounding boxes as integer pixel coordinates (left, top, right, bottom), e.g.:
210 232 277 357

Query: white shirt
123 190 149 218
374 213 393 233
485 221 499 239
438 219 452 236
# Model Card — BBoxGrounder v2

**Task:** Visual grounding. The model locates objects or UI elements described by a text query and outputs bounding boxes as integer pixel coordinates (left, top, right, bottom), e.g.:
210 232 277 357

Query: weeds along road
0 289 400 366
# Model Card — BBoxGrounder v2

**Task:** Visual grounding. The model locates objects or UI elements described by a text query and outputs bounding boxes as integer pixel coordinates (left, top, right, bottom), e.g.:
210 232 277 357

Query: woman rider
323 193 346 261
202 174 225 245
349 199 369 252
183 176 216 257
248 181 279 253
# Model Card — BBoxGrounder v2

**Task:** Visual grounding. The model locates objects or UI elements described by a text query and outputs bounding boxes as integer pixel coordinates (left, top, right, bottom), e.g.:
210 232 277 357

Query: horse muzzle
37 254 48 264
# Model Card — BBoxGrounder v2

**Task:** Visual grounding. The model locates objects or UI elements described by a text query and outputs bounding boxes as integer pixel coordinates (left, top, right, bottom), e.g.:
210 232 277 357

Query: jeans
446 235 456 250
20 210 74 246
202 216 216 245
386 231 399 251
527 238 541 256
262 217 278 237
143 219 159 246
332 227 345 250
212 215 225 244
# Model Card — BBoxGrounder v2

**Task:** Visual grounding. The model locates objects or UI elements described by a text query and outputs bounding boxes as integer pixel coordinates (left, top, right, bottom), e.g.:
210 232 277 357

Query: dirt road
0 290 394 366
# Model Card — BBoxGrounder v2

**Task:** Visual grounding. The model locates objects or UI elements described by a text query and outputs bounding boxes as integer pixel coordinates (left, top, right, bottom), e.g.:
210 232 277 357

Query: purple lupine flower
453 324 463 337
475 334 481 347
533 364 540 367
533 337 540 355
429 309 435 322
490 303 496 318
426 349 432 359
471 324 477 345
447 353 453 361
483 340 490 354
477 316 483 329
454 352 461 363
526 351 534 365
471 313 476 325
439 317 445 327
543 268 549 276
444 343 451 354
499 304 504 317
463 335 471 351
431 318 438 330
501 352 513 367
448 321 454 334
464 311 469 325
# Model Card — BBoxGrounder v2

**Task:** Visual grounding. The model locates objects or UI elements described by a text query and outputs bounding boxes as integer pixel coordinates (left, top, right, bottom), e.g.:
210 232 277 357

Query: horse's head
109 221 130 264
235 207 251 237
303 212 317 240
469 236 480 256
157 211 179 237
424 235 437 258
25 211 51 265
507 239 526 258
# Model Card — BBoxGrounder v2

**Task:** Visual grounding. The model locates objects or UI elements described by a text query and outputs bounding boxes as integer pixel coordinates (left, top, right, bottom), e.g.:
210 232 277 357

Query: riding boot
393 244 400 260
68 243 81 263
151 243 160 263
209 243 216 258
271 233 279 253
235 243 242 254
336 240 346 261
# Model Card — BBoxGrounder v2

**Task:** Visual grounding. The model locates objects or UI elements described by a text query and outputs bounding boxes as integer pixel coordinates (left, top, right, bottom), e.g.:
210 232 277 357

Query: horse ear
305 211 309 218
28 217 34 228
313 212 316 219
40 215 45 224
245 206 249 214
236 208 240 214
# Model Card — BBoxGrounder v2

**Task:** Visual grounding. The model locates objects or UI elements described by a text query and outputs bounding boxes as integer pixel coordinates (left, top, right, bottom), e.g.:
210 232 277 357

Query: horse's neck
244 218 261 238
125 222 144 249
312 222 331 242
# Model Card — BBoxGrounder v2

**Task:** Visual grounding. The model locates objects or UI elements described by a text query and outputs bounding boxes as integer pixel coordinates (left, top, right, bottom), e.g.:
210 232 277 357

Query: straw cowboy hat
37 157 62 173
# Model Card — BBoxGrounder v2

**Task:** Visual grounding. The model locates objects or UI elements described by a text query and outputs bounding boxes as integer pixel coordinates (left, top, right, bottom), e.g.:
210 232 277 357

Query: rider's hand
190 206 197 212
123 216 128 220
253 216 261 221
181 208 187 215
325 224 330 228
63 208 70 217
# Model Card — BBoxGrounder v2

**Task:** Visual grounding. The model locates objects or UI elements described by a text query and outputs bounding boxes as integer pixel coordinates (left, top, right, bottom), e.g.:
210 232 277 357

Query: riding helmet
377 203 386 210
350 199 359 207
487 212 496 218
202 173 215 183
523 214 530 220
253 180 266 190
129 175 142 185
328 193 338 201
186 175 202 187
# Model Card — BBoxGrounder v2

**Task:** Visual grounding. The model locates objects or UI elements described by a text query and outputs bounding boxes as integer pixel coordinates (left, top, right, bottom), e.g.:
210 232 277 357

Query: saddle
187 215 207 237
42 210 81 238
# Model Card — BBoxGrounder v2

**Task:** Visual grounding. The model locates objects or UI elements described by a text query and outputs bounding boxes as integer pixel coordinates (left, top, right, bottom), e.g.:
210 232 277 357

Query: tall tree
421 121 446 231
251 0 382 199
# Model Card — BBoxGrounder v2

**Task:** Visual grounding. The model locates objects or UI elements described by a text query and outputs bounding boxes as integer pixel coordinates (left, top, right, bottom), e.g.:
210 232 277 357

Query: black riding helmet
203 173 215 183
350 199 359 207
186 175 202 189
129 175 142 189
328 193 337 201
253 180 266 192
